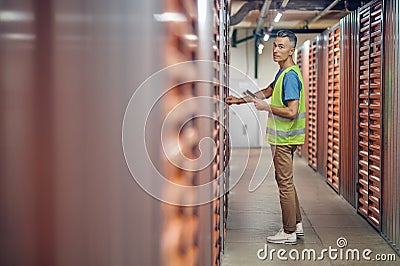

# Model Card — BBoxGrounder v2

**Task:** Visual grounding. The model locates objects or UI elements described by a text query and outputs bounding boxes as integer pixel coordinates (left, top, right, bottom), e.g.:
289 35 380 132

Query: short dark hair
276 30 297 48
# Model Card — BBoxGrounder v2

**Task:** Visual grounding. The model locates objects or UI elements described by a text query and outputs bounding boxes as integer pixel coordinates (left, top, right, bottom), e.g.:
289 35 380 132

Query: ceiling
230 0 373 31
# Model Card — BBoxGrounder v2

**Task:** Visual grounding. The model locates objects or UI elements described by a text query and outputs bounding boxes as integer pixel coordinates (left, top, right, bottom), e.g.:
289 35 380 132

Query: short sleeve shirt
270 68 301 106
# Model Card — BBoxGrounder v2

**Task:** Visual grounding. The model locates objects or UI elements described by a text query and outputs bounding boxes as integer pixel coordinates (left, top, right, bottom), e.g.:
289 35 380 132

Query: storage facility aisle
222 148 398 265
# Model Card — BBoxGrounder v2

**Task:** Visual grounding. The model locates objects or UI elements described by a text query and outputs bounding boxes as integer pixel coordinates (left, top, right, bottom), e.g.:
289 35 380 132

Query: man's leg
273 144 298 233
266 145 300 244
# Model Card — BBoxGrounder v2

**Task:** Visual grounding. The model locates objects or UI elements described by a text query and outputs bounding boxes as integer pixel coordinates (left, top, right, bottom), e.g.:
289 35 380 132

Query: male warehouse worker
226 30 306 245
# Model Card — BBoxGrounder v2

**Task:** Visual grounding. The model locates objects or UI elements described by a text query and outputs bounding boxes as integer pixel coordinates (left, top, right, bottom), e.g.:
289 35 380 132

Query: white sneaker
267 229 296 245
296 222 304 238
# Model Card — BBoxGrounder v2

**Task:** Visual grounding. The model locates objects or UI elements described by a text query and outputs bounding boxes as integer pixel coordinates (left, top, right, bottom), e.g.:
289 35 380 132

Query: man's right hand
225 96 244 105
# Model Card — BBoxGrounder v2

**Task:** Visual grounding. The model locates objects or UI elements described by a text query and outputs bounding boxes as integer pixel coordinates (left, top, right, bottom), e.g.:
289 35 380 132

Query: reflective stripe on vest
266 127 306 137
266 65 306 145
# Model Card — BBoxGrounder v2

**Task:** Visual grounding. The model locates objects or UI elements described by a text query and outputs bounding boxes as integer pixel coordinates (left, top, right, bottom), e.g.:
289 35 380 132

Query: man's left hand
252 98 271 112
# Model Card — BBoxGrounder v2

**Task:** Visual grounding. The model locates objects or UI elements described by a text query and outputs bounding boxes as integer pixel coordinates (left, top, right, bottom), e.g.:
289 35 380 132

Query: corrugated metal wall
339 10 359 207
382 0 400 255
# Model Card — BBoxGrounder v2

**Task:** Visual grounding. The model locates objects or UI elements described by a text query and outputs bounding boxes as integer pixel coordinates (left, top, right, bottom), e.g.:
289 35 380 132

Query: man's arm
270 99 299 119
226 85 273 105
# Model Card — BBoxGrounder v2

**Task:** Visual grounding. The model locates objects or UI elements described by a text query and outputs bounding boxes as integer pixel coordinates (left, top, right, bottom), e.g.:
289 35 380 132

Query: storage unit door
307 39 318 170
357 0 383 229
327 26 341 192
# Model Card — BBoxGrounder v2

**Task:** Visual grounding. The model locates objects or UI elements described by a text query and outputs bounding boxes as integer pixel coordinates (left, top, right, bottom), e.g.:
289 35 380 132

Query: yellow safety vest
266 65 306 145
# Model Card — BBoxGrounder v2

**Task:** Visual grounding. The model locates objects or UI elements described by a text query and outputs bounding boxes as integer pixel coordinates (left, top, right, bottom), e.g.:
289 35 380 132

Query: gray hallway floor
221 148 399 265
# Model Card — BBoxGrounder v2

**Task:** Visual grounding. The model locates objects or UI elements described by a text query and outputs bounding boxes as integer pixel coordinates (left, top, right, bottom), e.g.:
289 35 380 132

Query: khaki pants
271 145 302 233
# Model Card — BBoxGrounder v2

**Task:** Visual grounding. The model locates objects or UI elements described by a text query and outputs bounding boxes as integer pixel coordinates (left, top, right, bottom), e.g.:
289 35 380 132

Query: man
226 30 305 245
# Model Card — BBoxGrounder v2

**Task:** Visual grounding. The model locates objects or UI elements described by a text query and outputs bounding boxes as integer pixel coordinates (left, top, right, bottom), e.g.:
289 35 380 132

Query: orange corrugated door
308 40 318 170
327 26 341 191
161 0 202 263
357 0 382 229
212 0 222 264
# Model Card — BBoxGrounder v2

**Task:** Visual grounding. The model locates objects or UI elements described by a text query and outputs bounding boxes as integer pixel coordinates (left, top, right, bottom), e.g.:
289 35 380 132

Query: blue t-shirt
270 68 301 106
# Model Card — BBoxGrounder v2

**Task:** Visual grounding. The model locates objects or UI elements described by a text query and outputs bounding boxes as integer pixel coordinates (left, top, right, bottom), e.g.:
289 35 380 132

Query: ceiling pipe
255 0 273 36
304 0 340 28
281 0 290 8
230 1 261 26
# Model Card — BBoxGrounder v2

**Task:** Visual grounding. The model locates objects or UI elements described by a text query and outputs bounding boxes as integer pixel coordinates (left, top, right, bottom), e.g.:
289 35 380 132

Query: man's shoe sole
296 232 304 238
267 239 297 245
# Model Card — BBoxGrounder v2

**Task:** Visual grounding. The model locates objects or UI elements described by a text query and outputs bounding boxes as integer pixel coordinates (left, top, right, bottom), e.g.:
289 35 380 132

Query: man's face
272 36 295 63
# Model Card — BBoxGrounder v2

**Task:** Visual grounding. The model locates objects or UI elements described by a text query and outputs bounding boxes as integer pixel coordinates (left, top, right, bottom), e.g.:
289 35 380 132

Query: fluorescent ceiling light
1 33 35 41
154 12 187 22
263 33 270 42
0 11 33 22
274 12 282 23
183 34 198 41
258 43 264 54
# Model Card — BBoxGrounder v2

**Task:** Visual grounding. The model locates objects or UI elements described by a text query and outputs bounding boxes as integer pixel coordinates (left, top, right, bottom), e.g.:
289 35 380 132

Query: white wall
229 31 317 147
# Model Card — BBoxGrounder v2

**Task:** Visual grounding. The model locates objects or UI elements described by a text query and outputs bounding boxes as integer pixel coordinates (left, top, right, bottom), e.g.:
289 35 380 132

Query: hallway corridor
222 148 398 265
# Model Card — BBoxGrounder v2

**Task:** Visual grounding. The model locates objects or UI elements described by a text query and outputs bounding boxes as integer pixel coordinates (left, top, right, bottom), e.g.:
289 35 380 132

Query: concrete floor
221 148 399 265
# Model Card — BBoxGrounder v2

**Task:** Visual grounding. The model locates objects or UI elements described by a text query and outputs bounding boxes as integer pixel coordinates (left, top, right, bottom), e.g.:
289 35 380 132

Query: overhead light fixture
183 34 198 41
258 43 264 55
0 11 33 22
273 12 282 23
263 33 270 42
153 12 187 22
0 33 35 41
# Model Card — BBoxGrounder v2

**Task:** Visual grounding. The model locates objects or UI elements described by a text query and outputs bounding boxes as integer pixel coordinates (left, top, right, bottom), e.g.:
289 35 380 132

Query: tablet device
245 89 258 99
